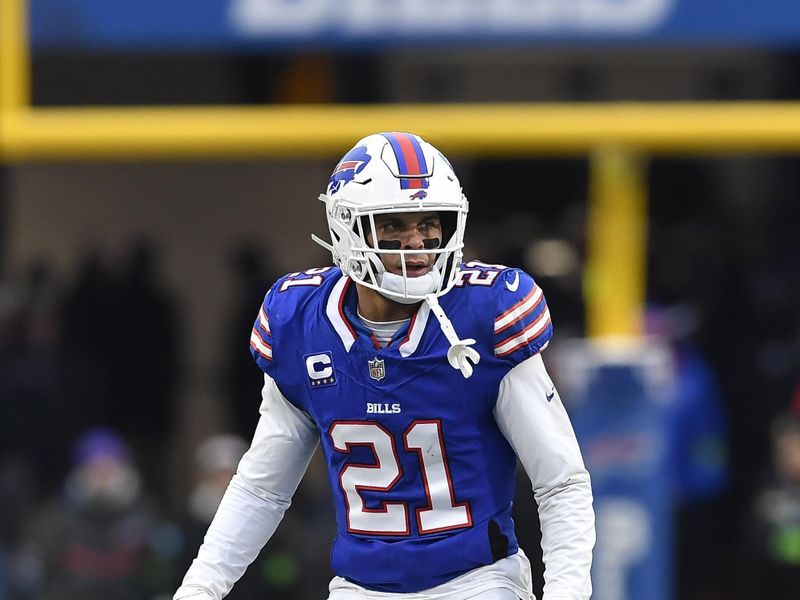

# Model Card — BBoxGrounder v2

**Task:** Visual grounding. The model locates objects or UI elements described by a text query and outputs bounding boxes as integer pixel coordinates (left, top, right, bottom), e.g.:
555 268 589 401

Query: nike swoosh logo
505 272 520 292
546 388 555 402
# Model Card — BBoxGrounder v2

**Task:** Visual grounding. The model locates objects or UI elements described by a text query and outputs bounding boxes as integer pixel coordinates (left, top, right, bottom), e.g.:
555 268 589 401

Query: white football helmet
312 132 468 304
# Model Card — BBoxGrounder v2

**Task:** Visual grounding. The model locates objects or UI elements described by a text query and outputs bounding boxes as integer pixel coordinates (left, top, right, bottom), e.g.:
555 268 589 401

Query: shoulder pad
249 266 338 374
272 266 339 295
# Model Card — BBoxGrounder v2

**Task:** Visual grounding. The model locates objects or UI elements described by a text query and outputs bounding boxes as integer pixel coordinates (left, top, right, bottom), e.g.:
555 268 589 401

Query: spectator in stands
22 428 170 600
178 432 334 599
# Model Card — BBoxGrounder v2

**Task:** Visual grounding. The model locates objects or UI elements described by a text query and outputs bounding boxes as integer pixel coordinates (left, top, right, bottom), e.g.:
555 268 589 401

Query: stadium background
1 1 799 598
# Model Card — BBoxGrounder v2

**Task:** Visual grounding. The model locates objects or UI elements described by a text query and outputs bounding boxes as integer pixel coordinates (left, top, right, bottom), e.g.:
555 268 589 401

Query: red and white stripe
494 285 543 334
494 307 551 357
399 301 430 357
250 328 273 361
258 306 271 335
326 274 357 352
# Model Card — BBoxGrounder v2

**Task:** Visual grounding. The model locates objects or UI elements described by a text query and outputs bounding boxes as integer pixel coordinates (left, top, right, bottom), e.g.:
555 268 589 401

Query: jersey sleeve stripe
494 284 539 326
258 306 271 334
250 328 273 360
494 307 552 357
493 286 544 335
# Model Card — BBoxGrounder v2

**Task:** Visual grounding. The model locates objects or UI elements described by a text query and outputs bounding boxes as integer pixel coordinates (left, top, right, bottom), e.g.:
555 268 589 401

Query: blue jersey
249 262 553 593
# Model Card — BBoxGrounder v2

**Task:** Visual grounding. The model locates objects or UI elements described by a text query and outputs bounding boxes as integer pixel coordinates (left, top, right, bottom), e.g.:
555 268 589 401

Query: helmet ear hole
349 260 364 277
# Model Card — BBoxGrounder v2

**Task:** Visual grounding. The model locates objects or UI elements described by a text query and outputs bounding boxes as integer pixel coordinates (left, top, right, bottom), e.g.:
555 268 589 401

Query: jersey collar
325 273 429 356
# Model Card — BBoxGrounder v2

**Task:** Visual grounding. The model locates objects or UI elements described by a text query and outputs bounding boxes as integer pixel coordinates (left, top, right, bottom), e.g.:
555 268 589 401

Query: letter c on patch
306 353 333 380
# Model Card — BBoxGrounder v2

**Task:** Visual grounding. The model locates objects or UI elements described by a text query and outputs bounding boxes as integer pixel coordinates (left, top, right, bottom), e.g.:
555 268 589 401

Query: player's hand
447 338 480 379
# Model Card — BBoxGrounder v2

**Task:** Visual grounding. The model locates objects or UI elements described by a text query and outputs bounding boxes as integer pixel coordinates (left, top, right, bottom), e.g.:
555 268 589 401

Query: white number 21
330 420 472 536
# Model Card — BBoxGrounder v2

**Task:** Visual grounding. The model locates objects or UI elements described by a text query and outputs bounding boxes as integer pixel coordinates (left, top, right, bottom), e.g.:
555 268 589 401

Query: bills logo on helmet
409 190 428 200
328 145 371 194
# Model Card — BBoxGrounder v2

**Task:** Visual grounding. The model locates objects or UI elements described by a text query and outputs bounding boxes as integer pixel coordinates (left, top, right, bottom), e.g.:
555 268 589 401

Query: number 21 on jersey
330 420 473 536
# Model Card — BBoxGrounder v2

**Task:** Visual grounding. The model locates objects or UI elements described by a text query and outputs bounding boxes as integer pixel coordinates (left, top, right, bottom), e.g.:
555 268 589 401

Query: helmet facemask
316 197 466 304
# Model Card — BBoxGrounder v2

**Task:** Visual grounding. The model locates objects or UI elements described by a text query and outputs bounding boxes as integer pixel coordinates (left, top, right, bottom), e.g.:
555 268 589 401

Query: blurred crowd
0 241 178 498
0 240 336 599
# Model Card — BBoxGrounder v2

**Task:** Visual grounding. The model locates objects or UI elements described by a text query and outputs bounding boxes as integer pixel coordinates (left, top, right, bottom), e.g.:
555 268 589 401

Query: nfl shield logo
368 358 386 381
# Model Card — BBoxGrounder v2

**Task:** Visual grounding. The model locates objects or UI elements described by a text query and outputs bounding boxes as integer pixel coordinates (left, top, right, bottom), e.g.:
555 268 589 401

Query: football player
174 132 594 600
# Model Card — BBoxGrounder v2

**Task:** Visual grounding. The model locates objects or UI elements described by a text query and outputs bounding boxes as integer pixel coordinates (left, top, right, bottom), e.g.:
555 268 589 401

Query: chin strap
424 293 480 379
379 266 441 305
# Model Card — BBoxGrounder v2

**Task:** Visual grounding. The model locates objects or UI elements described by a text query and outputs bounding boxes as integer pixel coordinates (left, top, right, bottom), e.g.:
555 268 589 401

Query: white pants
327 550 534 600
329 590 523 600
